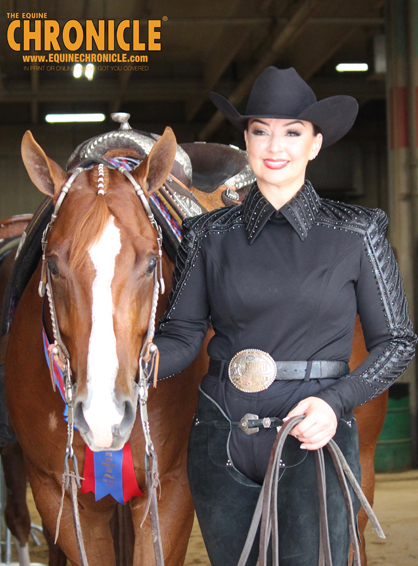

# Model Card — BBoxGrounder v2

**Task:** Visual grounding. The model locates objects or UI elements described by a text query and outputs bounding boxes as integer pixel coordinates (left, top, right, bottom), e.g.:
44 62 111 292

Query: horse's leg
27 462 117 566
110 504 135 566
130 461 195 566
348 317 389 565
352 391 388 566
1 441 31 562
42 521 67 566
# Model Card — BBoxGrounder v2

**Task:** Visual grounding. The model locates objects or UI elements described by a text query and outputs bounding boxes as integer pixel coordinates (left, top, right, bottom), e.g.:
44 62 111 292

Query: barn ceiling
0 0 386 142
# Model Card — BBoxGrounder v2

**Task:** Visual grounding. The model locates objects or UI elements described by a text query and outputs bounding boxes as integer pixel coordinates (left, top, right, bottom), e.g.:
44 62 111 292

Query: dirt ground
10 469 418 565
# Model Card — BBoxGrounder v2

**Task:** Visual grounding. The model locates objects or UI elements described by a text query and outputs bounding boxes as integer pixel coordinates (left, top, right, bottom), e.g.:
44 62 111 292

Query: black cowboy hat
209 67 358 148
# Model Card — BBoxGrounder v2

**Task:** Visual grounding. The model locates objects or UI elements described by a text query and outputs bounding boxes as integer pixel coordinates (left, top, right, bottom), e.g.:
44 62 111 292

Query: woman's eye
145 257 157 275
47 260 60 277
286 129 302 136
251 129 267 136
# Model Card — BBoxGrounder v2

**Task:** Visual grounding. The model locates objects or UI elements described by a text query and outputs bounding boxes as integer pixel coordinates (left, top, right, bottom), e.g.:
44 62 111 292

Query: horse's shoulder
316 199 388 236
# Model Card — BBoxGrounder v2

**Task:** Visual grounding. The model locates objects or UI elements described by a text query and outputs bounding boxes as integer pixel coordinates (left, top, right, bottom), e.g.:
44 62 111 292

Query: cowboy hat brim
209 92 359 149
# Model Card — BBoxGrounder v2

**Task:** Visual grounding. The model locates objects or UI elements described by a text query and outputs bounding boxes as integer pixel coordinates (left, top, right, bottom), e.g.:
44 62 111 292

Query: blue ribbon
93 450 125 504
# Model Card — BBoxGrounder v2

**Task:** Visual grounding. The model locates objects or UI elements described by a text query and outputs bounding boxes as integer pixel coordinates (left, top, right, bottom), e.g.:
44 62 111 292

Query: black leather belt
209 358 349 381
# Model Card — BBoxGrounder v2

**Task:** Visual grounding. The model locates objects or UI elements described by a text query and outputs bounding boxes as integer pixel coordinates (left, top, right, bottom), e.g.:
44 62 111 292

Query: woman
154 67 417 566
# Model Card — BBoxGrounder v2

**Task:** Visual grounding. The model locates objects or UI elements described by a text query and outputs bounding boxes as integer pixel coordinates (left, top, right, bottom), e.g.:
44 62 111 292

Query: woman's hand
284 397 337 450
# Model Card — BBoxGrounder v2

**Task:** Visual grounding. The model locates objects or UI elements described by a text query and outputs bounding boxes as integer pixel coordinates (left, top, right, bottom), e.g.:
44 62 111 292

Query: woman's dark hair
313 123 322 136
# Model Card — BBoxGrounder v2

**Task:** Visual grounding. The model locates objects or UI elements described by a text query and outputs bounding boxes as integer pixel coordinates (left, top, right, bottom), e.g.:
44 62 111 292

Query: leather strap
236 416 385 566
209 359 349 381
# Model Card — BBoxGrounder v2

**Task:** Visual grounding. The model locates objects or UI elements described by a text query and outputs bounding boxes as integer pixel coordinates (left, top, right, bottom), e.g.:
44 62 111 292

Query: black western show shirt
154 182 417 421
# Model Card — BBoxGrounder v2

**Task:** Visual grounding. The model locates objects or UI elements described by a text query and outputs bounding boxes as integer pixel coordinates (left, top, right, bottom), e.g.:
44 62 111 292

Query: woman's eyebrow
284 120 305 127
249 119 270 126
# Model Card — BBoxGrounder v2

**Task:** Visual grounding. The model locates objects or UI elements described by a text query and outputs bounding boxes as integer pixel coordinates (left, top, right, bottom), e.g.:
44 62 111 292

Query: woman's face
244 118 323 198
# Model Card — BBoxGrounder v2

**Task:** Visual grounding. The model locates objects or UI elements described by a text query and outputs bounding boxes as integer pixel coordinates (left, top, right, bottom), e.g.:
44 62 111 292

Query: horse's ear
21 131 69 199
132 127 177 195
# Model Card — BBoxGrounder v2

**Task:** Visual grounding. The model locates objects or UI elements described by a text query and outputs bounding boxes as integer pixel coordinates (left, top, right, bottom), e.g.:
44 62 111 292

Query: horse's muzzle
74 382 139 451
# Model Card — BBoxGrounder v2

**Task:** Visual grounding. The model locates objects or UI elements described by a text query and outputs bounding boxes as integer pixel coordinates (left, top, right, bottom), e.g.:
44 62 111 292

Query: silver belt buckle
228 349 277 393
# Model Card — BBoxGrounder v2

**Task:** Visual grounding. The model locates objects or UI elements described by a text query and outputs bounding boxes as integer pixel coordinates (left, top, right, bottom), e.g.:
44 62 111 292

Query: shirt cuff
313 375 379 420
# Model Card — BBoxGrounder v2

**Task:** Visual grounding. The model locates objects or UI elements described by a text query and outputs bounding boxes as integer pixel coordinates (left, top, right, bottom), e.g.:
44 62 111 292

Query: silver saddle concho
229 349 277 393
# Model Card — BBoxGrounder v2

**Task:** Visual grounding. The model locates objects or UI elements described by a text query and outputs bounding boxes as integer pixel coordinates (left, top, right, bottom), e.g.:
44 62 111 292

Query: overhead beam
162 17 385 25
110 0 146 113
186 0 276 122
0 76 384 107
164 16 385 27
308 77 385 99
186 0 248 122
290 27 359 82
110 70 134 113
198 0 327 141
290 1 386 85
0 78 204 104
29 0 39 123
30 63 39 124
0 15 384 24
186 0 277 122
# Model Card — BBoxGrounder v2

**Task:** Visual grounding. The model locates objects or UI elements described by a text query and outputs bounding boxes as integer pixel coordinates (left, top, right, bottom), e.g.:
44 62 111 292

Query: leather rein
39 160 166 566
237 416 385 566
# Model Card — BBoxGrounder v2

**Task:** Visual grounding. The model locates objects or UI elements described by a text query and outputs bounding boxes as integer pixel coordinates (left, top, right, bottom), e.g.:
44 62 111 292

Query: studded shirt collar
242 181 321 243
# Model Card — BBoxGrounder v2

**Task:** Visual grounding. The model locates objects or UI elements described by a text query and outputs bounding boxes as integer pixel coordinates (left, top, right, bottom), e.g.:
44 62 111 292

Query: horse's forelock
69 194 111 271
67 161 149 272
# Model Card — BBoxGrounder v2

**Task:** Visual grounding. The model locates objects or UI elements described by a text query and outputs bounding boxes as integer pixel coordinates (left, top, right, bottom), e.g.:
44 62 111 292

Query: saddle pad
0 197 53 336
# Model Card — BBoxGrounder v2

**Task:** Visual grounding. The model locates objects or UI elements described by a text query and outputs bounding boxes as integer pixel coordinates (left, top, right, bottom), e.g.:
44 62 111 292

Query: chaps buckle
238 414 279 435
238 413 260 435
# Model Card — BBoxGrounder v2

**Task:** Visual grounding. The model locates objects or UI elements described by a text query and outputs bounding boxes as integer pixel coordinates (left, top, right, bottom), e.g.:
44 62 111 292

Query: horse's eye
47 260 60 277
145 257 157 275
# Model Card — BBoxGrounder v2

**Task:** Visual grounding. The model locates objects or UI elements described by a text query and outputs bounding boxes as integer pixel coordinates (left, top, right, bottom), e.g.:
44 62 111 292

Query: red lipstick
263 159 289 170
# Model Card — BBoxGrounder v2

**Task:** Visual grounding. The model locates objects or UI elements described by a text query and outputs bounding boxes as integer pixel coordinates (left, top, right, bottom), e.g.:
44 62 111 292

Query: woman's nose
267 133 284 153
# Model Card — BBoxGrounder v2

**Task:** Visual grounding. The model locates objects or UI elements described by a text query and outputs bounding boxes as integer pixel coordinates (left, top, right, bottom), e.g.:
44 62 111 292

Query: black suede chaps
187 388 361 566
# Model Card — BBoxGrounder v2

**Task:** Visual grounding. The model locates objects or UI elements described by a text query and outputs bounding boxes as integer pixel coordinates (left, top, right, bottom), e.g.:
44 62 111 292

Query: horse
4 126 211 566
0 216 34 566
3 124 386 566
351 318 388 566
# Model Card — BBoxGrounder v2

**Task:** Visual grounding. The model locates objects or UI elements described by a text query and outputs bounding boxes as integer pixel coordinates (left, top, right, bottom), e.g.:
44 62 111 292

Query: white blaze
84 217 122 448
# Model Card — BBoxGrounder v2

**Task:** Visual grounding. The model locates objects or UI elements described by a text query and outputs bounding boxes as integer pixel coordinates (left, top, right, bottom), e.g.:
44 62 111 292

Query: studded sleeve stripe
315 209 417 418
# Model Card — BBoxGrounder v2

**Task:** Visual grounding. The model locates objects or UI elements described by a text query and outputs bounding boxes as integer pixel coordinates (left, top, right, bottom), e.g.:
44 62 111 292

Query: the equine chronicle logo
6 12 165 72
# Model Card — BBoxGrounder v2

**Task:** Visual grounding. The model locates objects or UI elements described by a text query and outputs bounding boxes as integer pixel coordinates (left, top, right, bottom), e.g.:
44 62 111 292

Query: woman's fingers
284 396 338 450
300 435 334 451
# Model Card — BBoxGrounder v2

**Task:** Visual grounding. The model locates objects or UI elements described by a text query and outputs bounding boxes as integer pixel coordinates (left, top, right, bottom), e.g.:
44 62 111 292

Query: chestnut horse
3 129 385 566
351 319 388 565
5 127 210 566
0 218 32 566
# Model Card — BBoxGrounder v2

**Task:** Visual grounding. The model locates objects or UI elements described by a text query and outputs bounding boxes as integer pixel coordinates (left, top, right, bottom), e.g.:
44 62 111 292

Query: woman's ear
310 133 323 160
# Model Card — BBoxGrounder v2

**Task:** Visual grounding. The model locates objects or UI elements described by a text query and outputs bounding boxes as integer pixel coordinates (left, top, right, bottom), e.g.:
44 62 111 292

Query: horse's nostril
118 400 136 437
74 401 90 434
